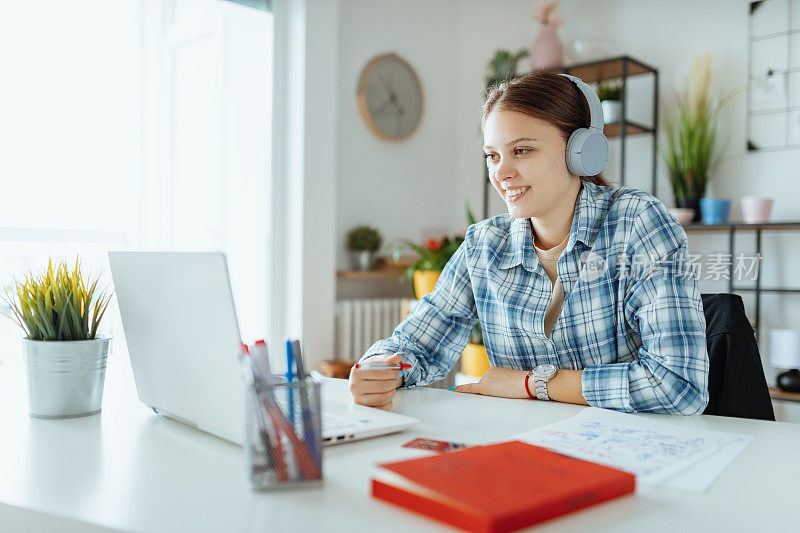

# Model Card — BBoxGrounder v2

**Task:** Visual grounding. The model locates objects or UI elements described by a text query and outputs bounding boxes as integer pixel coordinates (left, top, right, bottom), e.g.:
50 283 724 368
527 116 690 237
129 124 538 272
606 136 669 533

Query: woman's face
483 109 578 219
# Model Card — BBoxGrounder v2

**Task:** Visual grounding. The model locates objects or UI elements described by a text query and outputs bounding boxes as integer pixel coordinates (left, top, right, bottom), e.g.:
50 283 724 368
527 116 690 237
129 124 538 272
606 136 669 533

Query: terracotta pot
668 207 694 226
461 343 490 378
413 270 440 299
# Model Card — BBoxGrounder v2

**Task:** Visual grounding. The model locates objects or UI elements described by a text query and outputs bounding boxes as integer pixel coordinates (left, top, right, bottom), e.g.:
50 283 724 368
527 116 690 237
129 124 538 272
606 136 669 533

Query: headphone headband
558 73 605 132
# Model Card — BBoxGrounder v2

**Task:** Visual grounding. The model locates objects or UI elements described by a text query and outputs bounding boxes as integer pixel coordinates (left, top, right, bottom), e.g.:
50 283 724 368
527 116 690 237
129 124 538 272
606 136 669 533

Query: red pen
354 362 412 370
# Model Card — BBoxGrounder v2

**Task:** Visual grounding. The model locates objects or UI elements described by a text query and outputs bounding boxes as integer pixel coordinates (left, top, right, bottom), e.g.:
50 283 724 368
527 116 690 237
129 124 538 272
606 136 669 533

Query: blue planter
700 198 732 225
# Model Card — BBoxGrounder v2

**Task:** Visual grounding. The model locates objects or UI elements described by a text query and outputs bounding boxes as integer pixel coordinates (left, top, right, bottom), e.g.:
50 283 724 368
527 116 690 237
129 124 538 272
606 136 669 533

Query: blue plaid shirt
361 182 709 415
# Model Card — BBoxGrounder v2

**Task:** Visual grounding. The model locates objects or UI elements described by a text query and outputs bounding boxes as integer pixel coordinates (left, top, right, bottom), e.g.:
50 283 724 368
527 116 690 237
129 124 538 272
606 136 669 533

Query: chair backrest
701 293 775 421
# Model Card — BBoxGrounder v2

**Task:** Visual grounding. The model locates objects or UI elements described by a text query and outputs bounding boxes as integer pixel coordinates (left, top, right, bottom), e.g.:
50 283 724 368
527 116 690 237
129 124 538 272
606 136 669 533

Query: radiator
335 298 407 360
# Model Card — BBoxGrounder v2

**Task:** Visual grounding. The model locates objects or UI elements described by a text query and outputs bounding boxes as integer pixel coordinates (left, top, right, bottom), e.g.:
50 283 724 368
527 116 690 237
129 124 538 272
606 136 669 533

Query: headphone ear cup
566 129 609 176
565 128 589 176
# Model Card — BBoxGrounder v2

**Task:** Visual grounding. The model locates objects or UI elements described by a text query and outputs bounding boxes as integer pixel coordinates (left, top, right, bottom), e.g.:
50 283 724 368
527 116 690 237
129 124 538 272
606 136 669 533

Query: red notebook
372 440 635 533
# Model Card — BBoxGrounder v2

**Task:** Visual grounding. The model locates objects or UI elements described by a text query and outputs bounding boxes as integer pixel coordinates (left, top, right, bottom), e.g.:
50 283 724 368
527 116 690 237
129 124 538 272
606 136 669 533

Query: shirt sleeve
358 230 478 388
581 203 710 415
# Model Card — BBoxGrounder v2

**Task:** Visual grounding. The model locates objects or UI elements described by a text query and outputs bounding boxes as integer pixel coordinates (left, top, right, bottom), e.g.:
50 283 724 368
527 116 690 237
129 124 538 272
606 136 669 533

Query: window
0 0 273 358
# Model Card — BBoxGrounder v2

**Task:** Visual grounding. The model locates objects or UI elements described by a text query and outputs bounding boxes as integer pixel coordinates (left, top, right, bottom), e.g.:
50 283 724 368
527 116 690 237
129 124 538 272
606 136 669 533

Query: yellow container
461 343 490 378
413 270 440 298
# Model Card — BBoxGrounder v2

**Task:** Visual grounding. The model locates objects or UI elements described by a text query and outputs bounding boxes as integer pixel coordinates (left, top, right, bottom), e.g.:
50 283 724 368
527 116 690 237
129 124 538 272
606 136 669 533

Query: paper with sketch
663 432 753 492
514 407 751 487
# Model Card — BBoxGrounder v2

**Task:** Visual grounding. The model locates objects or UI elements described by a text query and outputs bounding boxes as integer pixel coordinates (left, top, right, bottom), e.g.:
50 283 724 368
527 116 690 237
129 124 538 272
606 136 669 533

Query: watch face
534 364 557 378
358 53 424 140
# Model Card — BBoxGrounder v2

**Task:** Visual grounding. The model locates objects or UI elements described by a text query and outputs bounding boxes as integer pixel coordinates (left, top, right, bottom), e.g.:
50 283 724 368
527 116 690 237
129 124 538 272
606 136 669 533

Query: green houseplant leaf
660 52 735 202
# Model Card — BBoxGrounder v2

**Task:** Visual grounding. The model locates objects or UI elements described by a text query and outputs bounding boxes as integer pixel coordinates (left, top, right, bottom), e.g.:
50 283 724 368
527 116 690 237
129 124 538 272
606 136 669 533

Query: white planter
741 196 774 224
22 336 111 418
601 100 621 123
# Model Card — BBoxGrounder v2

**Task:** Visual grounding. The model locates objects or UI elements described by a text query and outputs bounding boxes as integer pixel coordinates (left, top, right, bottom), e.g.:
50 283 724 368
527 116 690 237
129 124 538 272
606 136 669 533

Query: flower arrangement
2 258 112 342
391 206 477 283
391 206 484 346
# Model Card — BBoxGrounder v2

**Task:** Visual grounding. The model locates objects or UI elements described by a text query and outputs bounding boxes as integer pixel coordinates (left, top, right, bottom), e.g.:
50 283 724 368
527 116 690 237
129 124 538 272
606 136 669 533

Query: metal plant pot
22 336 111 418
351 250 376 271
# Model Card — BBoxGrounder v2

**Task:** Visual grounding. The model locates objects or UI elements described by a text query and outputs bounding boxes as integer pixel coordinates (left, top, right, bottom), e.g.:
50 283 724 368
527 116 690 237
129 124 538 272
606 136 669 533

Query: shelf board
337 257 415 281
731 287 800 294
683 222 800 232
539 55 657 83
769 386 800 403
603 120 653 138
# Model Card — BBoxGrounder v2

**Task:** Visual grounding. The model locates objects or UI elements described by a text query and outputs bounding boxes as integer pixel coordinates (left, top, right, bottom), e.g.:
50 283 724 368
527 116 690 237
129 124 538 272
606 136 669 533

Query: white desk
0 348 798 533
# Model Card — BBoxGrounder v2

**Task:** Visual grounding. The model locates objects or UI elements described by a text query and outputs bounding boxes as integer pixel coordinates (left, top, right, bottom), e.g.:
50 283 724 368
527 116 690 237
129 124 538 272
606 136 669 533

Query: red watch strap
524 371 536 399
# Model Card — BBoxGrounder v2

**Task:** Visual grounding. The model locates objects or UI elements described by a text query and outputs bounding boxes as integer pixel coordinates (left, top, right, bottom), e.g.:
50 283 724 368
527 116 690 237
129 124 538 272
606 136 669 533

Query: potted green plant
2 258 112 418
485 48 529 89
392 205 477 298
391 205 489 377
661 52 735 223
596 81 623 124
346 225 383 271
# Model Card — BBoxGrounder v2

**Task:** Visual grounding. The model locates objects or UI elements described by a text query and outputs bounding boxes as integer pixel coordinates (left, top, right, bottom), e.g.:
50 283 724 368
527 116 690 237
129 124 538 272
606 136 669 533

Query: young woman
349 72 709 415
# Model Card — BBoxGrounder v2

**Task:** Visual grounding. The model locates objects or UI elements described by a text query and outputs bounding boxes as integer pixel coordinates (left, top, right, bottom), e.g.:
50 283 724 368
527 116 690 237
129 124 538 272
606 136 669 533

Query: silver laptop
108 251 418 445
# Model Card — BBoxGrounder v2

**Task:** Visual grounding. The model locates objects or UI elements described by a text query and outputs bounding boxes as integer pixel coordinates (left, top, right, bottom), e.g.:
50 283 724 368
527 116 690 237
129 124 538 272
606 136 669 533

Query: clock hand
380 76 394 98
373 97 392 115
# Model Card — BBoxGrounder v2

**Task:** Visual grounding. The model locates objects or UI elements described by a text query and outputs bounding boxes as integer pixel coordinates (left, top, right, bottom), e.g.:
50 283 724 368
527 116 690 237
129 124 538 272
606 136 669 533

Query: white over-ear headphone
558 73 609 177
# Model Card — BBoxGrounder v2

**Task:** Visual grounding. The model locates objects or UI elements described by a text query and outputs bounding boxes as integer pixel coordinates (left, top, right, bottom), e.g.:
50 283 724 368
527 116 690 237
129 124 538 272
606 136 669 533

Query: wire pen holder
245 375 323 489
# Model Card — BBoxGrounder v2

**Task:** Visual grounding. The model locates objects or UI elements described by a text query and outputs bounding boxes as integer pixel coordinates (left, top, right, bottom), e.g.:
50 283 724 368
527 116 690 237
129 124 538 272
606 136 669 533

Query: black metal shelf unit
684 222 800 340
483 55 660 219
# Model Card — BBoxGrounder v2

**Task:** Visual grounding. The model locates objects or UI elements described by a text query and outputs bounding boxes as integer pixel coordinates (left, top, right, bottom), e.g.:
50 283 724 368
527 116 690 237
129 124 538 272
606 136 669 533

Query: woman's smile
505 186 531 203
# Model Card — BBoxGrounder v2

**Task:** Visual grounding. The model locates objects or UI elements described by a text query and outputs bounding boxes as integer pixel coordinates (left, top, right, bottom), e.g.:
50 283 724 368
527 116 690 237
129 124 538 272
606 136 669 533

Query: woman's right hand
348 352 404 411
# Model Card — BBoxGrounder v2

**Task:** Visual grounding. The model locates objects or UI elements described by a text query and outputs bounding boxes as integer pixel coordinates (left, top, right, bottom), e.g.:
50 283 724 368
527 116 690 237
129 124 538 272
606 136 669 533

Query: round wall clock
357 52 424 141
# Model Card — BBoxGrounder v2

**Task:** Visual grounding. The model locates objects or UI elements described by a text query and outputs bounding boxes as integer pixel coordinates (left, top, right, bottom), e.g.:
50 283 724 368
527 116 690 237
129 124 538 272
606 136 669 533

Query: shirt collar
497 182 605 272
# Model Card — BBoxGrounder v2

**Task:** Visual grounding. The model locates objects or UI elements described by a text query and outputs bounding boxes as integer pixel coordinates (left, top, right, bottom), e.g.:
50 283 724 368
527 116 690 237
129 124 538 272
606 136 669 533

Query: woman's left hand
451 367 531 399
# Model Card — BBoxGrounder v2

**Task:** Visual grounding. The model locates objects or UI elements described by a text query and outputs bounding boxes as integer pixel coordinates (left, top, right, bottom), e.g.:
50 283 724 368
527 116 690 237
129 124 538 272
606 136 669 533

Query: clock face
358 53 424 141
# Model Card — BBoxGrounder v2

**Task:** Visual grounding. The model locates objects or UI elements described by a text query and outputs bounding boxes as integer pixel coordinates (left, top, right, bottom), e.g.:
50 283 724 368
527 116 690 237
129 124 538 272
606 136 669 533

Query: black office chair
701 293 775 421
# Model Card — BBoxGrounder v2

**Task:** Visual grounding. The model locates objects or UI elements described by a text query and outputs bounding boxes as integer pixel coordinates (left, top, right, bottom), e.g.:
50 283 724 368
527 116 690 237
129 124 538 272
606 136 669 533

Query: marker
285 340 295 425
354 362 412 370
252 339 272 384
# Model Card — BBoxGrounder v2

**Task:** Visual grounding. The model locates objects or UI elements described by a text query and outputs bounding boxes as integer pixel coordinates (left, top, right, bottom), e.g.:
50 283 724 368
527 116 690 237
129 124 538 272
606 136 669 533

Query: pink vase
529 24 564 71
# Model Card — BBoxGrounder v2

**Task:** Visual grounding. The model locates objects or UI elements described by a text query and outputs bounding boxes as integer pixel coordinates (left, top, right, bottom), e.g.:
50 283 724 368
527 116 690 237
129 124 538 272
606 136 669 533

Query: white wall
335 0 800 384
336 0 461 270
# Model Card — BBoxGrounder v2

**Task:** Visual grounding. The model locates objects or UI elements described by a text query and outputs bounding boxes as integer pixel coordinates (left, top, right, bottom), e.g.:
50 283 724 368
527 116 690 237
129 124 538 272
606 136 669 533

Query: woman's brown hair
482 71 612 188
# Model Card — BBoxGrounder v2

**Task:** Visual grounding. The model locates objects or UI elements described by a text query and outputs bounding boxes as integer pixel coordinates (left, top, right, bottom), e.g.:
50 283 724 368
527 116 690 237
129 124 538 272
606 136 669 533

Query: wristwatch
528 364 558 400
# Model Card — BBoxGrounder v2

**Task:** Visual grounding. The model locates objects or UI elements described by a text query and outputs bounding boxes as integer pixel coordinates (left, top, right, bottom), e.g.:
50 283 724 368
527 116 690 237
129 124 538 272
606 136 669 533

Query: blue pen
292 340 321 470
285 340 295 425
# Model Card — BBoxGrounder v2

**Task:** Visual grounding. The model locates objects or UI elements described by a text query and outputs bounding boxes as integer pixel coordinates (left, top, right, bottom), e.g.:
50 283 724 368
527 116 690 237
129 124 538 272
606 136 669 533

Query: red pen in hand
354 362 412 370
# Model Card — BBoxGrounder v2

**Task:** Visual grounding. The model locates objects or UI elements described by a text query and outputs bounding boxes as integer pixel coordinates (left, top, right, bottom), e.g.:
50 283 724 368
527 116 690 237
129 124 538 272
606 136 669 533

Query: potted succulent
346 225 383 271
662 52 735 223
2 258 112 418
596 81 623 124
